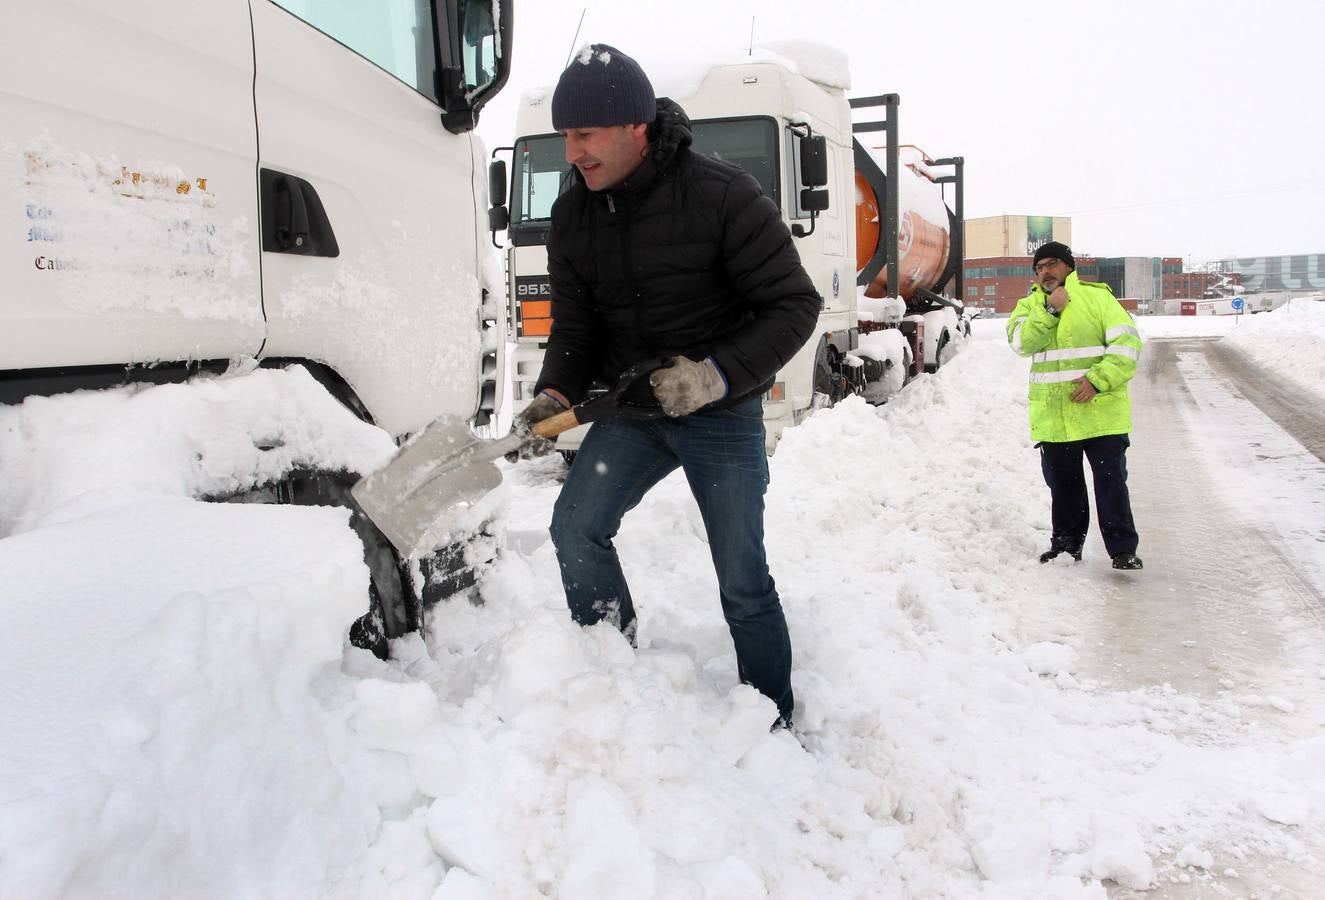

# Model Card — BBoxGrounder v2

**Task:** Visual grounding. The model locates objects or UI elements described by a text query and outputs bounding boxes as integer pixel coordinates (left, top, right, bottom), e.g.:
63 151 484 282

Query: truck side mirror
438 0 512 134
800 189 829 213
488 159 507 207
487 159 509 246
799 135 828 188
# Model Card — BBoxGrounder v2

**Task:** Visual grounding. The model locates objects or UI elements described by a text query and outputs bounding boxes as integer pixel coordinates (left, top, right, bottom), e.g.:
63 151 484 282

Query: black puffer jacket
535 98 822 409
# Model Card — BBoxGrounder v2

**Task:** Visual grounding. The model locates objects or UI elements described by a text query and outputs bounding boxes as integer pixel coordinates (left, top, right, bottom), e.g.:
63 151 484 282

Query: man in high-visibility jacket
1007 241 1144 570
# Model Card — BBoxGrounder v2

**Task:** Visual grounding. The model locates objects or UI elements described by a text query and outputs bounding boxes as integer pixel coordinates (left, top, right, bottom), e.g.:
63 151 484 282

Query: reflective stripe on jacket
1006 271 1142 443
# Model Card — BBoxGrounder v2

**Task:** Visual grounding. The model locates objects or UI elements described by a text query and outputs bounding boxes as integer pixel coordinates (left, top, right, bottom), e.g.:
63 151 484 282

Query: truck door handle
277 176 311 249
259 168 339 257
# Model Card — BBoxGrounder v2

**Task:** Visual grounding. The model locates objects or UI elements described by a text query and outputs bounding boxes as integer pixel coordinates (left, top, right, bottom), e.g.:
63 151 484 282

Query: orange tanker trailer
855 145 956 303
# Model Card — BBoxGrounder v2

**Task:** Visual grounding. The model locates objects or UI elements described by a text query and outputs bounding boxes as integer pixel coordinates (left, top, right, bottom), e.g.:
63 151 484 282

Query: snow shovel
351 358 671 558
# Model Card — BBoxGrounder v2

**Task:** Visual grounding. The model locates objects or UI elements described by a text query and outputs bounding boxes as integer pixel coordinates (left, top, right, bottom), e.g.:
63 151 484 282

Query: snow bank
0 365 394 537
1220 299 1325 401
1136 315 1240 339
3 323 1323 897
395 321 1325 896
0 368 399 895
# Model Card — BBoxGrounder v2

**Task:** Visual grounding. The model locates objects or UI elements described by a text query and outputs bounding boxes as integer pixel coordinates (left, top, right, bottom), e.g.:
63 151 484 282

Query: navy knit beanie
551 44 656 130
1032 241 1075 270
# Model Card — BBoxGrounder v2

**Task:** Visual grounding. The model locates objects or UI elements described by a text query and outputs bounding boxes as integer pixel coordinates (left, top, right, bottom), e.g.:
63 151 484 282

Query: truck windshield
508 118 779 244
691 118 779 207
510 135 572 233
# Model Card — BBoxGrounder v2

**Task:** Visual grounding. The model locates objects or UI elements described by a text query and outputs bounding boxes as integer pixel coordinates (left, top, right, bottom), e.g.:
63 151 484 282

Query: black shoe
1112 553 1144 570
1040 539 1084 564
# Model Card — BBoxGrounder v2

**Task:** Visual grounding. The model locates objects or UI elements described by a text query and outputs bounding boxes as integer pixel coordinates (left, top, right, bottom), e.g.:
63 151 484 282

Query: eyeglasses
1033 259 1062 274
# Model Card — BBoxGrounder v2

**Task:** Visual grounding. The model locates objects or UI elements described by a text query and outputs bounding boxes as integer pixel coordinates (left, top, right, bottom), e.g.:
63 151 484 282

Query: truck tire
926 330 950 374
813 340 852 405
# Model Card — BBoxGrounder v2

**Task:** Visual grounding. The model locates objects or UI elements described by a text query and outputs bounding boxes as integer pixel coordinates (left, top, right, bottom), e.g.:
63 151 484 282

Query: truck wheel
926 331 950 374
813 341 850 404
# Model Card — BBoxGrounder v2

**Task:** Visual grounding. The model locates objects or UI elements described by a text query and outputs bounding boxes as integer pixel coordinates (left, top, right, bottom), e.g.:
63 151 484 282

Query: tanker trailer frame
847 94 966 380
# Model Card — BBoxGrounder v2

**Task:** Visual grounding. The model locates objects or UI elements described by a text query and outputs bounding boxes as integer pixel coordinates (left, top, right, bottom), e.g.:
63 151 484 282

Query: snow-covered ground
1220 299 1325 398
3 306 1324 898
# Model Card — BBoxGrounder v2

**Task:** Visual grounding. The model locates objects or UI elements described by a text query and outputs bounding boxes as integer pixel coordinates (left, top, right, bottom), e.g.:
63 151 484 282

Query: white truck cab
489 46 965 455
2 0 517 652
3 0 511 437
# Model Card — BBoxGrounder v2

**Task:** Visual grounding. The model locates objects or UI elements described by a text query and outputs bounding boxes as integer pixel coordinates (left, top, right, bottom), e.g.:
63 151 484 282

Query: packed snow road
1071 336 1325 715
2 309 1324 898
1063 329 1325 899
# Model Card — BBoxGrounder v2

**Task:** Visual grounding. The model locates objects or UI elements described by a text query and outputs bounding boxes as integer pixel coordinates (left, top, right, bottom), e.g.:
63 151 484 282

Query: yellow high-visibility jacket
1006 271 1142 443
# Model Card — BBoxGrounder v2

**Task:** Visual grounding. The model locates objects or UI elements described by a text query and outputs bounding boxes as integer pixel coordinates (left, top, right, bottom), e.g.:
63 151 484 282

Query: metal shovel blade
350 416 521 558
351 359 669 558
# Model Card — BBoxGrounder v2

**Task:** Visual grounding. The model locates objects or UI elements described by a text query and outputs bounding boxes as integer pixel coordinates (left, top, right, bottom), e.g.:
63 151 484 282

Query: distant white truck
1189 298 1244 316
487 46 967 456
2 0 516 650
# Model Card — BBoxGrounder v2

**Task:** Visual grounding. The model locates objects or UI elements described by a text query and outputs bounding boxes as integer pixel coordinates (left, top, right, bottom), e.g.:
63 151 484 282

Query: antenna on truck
748 17 755 56
565 9 587 68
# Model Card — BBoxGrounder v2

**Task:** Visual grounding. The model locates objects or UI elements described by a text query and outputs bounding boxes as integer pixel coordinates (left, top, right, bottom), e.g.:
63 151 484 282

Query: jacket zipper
609 192 654 353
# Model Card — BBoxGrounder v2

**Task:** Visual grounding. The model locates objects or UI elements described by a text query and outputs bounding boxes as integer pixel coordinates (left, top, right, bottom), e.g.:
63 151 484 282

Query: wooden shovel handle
531 408 582 439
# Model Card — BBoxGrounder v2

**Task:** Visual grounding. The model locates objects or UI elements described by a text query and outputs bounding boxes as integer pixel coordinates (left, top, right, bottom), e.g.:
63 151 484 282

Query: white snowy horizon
3 305 1325 897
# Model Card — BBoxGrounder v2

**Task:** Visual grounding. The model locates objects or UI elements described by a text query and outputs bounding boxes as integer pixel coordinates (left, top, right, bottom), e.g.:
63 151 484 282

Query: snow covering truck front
1 0 514 654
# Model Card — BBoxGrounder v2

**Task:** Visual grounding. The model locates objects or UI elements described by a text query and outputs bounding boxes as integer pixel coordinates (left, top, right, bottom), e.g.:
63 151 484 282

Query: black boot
1040 536 1084 564
1112 553 1143 570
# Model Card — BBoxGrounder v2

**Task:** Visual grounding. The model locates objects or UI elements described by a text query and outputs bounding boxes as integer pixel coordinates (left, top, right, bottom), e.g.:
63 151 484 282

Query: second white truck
488 45 968 455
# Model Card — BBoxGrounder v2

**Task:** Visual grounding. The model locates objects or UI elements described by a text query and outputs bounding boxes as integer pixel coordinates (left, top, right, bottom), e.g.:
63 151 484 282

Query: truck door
0 0 264 371
250 0 506 438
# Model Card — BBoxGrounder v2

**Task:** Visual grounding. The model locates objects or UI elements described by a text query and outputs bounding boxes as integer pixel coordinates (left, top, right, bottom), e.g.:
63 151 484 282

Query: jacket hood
648 97 692 170
612 97 692 196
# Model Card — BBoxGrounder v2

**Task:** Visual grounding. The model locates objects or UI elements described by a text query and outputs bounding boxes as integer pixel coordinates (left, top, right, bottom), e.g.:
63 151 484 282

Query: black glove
506 392 566 461
649 356 727 417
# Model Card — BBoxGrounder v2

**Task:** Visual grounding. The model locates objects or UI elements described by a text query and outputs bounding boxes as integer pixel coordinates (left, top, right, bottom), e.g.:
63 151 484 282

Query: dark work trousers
1039 433 1139 557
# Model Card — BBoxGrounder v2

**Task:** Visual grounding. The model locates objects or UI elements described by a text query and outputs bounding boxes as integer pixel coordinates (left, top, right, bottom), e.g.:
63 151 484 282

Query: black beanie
551 44 656 130
1032 241 1075 270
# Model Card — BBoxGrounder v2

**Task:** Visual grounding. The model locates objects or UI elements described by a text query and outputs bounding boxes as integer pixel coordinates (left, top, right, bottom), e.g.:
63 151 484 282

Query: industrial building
960 215 1317 315
1212 255 1325 294
964 215 1073 259
962 254 1156 315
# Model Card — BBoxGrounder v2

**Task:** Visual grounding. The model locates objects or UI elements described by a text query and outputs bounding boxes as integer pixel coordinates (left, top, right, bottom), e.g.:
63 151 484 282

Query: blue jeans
549 396 794 721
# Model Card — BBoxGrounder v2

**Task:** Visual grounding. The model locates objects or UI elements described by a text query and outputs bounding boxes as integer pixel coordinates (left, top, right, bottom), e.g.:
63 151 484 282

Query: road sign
1231 297 1245 311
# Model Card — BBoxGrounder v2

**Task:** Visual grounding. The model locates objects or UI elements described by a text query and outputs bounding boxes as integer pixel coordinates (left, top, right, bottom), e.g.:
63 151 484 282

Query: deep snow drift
2 306 1324 898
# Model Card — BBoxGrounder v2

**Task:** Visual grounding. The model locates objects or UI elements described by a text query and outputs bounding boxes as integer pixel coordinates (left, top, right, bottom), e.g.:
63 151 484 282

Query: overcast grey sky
478 0 1325 264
